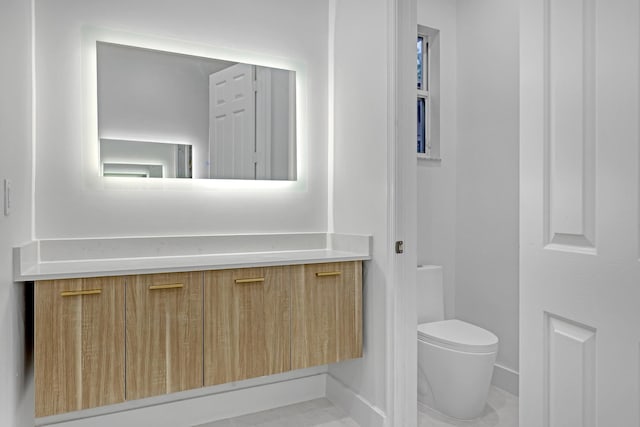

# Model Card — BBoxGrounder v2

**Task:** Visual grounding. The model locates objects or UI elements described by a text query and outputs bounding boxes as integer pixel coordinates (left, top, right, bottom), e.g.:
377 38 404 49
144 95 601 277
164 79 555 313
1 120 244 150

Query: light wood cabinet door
291 262 363 369
125 272 203 400
35 277 125 417
204 266 292 385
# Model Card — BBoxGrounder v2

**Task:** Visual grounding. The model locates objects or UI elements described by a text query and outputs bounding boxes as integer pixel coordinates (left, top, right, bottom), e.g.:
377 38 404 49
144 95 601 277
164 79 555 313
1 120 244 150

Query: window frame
417 24 440 161
417 33 430 156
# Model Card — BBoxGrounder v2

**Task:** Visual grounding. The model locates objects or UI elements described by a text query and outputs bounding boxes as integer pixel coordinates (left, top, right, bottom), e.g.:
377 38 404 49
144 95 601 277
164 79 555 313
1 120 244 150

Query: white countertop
14 233 371 281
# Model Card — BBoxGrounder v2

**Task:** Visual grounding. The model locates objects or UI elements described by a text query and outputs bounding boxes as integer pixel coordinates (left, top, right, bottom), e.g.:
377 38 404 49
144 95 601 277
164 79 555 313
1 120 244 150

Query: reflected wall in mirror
97 42 297 180
101 138 192 178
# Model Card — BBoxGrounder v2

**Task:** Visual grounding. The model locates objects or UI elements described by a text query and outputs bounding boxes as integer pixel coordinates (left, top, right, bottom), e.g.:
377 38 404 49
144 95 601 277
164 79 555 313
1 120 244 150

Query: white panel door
521 0 639 425
209 63 256 179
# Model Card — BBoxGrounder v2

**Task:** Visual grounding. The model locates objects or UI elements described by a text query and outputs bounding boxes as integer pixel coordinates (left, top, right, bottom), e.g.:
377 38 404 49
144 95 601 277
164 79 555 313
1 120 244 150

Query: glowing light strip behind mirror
82 27 306 191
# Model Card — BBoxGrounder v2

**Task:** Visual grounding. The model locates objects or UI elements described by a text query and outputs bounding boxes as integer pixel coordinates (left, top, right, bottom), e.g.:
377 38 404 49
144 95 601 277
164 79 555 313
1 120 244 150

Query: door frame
386 0 418 426
255 66 273 180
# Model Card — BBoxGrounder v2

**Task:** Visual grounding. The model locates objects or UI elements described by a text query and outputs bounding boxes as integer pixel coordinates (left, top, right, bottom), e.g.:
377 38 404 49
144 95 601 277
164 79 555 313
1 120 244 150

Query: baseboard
491 363 519 396
38 373 327 427
325 374 386 427
35 371 389 427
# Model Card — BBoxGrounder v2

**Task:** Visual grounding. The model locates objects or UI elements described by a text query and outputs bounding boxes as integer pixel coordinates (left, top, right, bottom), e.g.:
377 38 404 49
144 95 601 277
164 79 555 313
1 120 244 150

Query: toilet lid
417 319 499 353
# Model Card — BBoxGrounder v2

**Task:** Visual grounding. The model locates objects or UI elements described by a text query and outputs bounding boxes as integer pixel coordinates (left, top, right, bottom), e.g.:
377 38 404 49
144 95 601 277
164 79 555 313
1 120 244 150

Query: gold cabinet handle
60 289 102 297
234 277 265 284
316 271 342 277
149 283 184 291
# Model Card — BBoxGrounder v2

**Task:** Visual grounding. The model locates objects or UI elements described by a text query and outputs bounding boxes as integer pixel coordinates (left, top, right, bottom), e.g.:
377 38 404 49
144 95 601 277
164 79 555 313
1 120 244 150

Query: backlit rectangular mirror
97 42 297 180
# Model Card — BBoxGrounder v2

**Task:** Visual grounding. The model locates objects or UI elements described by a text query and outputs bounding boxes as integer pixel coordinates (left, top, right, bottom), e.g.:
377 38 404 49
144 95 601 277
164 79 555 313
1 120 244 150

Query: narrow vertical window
417 25 440 160
417 36 424 90
417 35 429 155
417 98 426 153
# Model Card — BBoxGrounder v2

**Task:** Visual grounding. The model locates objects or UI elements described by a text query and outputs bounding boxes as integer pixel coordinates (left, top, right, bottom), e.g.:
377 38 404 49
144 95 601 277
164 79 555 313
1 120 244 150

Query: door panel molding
543 0 596 253
544 313 596 427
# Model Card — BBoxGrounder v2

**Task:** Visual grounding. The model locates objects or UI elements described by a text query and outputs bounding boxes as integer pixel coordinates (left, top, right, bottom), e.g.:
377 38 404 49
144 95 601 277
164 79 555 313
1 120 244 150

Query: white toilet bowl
417 319 498 420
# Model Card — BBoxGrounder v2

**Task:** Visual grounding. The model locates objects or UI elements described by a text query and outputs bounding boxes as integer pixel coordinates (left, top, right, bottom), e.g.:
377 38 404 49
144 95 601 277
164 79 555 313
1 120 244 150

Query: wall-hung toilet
417 265 499 420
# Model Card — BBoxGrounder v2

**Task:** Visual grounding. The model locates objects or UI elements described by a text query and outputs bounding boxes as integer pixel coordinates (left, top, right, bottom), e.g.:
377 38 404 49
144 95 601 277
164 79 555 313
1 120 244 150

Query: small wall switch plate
4 179 11 216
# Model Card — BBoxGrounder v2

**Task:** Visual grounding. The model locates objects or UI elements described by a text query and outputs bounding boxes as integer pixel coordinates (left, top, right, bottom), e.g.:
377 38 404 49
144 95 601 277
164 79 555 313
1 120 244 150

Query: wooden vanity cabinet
125 272 203 400
34 261 363 417
291 261 363 369
204 266 294 385
35 277 125 418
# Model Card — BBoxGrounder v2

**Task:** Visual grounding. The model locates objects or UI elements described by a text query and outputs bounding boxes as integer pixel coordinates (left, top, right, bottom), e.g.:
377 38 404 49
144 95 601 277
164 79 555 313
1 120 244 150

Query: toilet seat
418 319 498 354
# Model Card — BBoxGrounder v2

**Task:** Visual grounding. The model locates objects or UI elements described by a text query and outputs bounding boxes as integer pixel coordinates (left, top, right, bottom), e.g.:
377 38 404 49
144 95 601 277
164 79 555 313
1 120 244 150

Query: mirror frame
82 27 306 189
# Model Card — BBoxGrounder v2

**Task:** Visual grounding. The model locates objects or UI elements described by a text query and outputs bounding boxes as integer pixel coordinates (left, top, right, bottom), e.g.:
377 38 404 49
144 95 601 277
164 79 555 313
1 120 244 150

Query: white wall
329 0 389 419
417 0 458 319
34 0 329 238
0 1 34 426
455 0 519 391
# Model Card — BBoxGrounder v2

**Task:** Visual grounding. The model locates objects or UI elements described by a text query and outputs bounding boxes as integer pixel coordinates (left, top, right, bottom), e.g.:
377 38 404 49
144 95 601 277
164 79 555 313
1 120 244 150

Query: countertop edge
18 252 371 282
15 237 372 282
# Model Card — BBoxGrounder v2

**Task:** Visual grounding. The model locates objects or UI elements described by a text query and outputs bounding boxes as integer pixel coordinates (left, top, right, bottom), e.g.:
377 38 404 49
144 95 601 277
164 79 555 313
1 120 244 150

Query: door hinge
395 240 404 254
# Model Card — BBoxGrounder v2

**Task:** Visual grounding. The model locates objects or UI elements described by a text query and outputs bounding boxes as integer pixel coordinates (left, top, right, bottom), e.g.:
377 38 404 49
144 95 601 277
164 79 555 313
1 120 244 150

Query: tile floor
193 398 360 427
418 386 519 427
194 386 518 427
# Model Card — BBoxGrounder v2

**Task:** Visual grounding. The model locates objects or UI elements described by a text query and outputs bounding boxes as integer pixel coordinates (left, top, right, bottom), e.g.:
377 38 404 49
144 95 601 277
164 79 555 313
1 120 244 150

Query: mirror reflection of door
209 63 257 179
